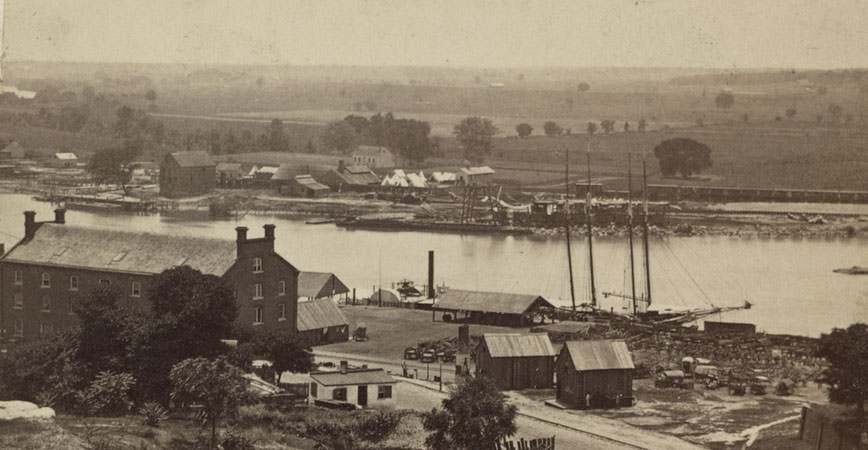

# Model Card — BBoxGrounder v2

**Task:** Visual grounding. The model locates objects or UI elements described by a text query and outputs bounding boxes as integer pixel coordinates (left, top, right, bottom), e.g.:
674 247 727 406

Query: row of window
11 319 54 338
309 384 392 400
252 303 287 325
13 293 78 314
248 281 287 300
13 271 141 297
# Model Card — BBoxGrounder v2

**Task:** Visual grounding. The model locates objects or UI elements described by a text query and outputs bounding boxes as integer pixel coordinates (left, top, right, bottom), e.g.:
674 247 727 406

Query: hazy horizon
4 0 868 70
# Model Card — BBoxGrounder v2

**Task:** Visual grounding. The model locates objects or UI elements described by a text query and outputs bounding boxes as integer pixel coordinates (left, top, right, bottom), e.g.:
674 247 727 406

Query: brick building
159 151 216 198
0 209 298 341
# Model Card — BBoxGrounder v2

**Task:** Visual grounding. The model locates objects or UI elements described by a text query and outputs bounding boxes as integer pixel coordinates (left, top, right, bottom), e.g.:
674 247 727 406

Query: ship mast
642 157 652 308
627 154 638 315
586 141 597 308
565 147 577 311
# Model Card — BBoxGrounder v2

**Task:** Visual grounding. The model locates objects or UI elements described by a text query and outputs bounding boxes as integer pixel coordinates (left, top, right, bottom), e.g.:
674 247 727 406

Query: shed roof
2 223 237 275
482 333 556 358
297 298 348 331
294 175 330 191
562 340 635 371
168 151 215 167
299 272 349 298
310 369 395 386
434 289 553 315
328 166 379 186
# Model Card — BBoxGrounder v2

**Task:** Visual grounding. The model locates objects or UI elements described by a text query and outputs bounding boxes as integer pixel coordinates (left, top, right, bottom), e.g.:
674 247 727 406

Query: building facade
556 340 635 409
309 366 396 408
0 209 298 341
475 333 555 390
352 146 396 169
159 151 216 198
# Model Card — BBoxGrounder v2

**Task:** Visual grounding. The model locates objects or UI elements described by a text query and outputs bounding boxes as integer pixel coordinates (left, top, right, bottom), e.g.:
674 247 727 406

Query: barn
475 333 555 390
433 289 553 327
556 340 635 409
296 298 349 346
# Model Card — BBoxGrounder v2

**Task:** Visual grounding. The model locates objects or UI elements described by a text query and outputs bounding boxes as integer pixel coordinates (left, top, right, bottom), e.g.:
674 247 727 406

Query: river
1 194 865 337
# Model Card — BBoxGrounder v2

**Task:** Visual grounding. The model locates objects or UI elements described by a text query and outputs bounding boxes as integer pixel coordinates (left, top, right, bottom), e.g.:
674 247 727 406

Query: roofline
0 259 159 277
310 379 397 387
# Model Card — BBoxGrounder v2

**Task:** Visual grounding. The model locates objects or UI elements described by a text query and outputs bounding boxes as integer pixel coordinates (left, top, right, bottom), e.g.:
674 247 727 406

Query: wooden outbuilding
433 289 553 327
556 340 635 409
475 333 555 390
298 272 349 301
296 298 349 346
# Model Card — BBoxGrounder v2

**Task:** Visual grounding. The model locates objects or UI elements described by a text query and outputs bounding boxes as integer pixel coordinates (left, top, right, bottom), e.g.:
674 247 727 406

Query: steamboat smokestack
428 250 435 299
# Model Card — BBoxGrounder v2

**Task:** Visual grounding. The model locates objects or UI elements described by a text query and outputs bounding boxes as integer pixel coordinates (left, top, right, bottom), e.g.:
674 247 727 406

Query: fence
493 436 555 450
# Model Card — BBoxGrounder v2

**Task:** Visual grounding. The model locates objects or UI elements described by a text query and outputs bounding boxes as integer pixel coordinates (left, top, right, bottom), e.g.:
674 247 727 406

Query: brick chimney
339 360 348 374
24 211 37 241
235 226 248 257
263 224 275 240
0 243 5 257
54 208 66 224
338 159 345 173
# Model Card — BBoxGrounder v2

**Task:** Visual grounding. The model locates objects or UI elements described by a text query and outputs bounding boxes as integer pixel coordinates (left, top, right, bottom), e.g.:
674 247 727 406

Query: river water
1 194 865 337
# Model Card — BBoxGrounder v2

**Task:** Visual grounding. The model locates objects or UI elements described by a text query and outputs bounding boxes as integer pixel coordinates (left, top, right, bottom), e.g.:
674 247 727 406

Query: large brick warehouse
0 209 298 341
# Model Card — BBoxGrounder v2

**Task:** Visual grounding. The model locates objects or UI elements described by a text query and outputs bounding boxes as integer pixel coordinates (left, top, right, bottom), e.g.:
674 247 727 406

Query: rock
0 401 55 420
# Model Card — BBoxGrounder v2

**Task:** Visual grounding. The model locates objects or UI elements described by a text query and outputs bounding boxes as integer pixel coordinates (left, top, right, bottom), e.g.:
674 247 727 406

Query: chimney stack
24 211 37 240
0 243 5 257
338 159 345 173
339 360 348 374
428 250 435 299
263 224 275 240
235 226 248 242
54 208 66 224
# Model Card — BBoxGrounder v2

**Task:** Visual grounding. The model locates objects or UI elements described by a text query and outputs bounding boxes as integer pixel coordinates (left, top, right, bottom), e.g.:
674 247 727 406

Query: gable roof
299 271 349 298
54 152 78 160
434 289 553 315
482 333 556 358
562 340 635 371
167 151 215 168
294 175 330 191
325 166 380 186
353 145 393 157
297 298 349 331
2 223 237 275
216 162 243 172
310 368 395 386
270 164 296 181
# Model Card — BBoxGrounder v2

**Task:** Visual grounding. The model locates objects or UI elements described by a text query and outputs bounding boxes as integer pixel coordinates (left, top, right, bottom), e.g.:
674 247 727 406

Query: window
99 279 111 287
254 307 263 324
378 385 392 399
13 293 23 309
131 281 141 298
278 280 286 296
254 283 263 299
310 383 317 398
14 270 22 285
39 323 54 336
252 257 263 272
279 303 286 321
13 319 23 337
69 276 79 291
41 295 51 311
332 387 347 401
41 272 50 288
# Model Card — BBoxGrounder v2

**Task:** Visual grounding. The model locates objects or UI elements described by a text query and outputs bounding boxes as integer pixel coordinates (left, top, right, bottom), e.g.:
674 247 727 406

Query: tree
87 140 142 194
785 108 797 120
170 357 248 450
817 323 868 432
386 118 433 164
543 121 562 137
828 103 844 122
577 82 591 92
145 89 157 103
653 138 713 178
453 117 498 164
623 121 630 132
253 330 315 384
586 121 597 135
515 123 532 138
268 119 289 152
422 376 517 450
600 120 615 134
321 120 357 153
715 91 735 109
76 285 133 374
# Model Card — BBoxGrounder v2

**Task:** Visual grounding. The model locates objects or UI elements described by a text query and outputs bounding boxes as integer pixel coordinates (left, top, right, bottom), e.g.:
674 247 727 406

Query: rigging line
654 241 692 309
661 238 713 307
680 238 744 303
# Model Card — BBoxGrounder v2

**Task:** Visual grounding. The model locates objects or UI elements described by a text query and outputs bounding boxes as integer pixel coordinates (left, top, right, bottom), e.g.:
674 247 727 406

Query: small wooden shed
556 340 635 409
475 333 555 390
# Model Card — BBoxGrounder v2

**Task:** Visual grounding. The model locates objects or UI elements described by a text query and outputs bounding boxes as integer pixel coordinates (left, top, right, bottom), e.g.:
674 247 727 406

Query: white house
457 166 495 185
352 146 396 169
50 152 79 169
309 366 397 409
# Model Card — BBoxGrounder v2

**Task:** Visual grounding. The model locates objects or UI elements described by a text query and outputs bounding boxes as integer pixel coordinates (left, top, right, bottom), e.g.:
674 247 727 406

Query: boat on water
833 266 868 275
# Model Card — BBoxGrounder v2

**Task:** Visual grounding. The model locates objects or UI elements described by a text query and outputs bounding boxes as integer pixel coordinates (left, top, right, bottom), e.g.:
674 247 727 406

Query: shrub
78 371 135 416
221 431 255 450
356 410 402 443
139 401 169 427
235 404 286 428
34 391 58 409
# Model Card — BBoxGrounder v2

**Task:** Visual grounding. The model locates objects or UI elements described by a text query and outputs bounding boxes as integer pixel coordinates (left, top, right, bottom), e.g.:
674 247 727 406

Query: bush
221 431 255 450
139 401 169 427
356 410 402 443
78 371 135 416
235 404 286 428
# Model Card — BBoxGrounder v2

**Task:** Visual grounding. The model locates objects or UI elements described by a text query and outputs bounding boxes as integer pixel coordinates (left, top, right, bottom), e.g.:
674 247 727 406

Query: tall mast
586 141 597 308
627 154 638 315
565 147 577 311
642 157 652 307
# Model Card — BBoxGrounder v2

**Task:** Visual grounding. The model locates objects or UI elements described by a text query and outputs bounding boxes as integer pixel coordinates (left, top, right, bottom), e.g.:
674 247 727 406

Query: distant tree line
322 113 441 163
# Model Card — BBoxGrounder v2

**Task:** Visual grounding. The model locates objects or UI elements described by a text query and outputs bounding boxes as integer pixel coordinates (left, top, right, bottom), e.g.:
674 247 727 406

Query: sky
3 0 868 69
